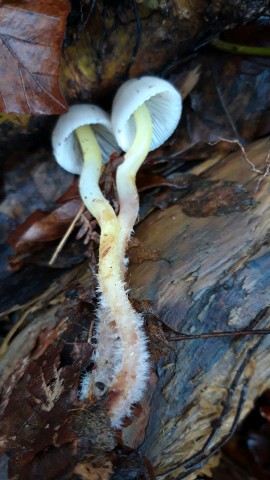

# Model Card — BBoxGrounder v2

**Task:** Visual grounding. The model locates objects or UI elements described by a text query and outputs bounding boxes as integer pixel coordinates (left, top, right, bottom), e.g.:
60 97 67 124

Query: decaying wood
2 137 270 478
126 137 270 478
61 0 270 103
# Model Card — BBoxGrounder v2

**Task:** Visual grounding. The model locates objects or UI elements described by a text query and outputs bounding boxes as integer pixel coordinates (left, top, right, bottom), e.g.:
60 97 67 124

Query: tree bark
1 140 270 479
125 137 270 478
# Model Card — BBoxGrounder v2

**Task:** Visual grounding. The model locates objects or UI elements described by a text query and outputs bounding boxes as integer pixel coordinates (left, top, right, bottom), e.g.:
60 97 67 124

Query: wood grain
126 137 270 478
2 138 270 478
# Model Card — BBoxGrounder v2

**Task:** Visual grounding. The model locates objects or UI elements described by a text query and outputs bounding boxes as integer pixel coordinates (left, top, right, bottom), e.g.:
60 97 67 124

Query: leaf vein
18 65 31 113
0 34 66 109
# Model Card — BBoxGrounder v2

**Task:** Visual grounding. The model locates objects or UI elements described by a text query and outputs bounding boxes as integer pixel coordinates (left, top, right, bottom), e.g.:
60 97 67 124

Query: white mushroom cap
52 104 118 174
111 76 182 152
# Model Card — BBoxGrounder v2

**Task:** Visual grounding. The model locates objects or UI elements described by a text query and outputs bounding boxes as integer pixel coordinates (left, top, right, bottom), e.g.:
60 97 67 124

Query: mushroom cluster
52 76 182 427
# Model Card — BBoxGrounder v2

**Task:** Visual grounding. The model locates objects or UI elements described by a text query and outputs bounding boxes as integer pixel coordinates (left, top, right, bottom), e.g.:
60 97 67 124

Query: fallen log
127 136 270 478
1 137 270 479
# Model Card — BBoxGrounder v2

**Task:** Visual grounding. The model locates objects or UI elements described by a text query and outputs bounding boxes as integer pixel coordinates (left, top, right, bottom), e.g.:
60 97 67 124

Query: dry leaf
6 180 84 266
0 1 69 114
137 170 184 193
128 238 161 265
74 460 113 480
7 197 82 256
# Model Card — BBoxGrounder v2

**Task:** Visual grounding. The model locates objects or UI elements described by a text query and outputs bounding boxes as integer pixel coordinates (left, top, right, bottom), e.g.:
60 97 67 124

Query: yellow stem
75 125 122 313
76 124 150 427
116 104 153 277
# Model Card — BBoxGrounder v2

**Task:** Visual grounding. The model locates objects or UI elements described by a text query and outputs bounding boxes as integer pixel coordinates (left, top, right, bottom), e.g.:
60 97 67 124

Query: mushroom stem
76 125 120 286
76 125 122 391
75 125 149 427
116 103 152 275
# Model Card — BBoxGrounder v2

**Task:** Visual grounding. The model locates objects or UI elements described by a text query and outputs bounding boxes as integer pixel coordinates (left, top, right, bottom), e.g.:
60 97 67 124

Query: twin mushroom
52 76 182 427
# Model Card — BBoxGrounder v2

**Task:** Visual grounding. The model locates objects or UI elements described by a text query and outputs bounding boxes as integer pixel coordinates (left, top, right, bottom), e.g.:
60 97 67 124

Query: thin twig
254 143 270 192
211 137 270 174
169 328 270 341
0 306 39 356
49 203 85 266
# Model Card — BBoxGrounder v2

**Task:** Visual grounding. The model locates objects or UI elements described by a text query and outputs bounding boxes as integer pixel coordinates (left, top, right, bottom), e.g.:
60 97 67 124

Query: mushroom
52 104 148 427
52 105 121 311
52 104 125 417
112 76 182 272
104 76 182 423
52 79 182 427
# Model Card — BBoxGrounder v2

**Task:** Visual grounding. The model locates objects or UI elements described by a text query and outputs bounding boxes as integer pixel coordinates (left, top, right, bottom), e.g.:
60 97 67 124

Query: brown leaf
8 198 82 253
173 64 201 101
179 179 256 217
128 238 161 266
0 1 69 114
137 170 184 193
74 460 113 480
6 181 87 268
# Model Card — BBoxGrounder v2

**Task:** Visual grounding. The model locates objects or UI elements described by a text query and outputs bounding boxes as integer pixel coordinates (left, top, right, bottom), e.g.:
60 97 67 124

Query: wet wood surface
126 137 270 478
1 138 270 479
